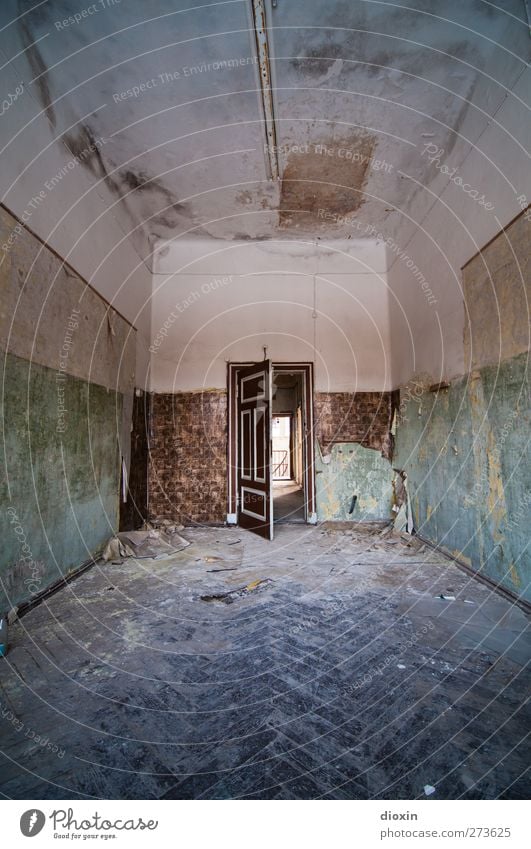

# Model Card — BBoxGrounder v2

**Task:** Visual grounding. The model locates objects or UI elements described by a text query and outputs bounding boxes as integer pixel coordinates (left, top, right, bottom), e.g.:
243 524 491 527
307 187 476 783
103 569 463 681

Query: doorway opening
227 362 316 538
272 415 291 480
272 372 305 524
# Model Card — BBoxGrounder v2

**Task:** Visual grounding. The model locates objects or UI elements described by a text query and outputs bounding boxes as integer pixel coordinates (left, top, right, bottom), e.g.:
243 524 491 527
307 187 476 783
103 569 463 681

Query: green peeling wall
315 443 394 522
395 352 530 601
0 352 122 612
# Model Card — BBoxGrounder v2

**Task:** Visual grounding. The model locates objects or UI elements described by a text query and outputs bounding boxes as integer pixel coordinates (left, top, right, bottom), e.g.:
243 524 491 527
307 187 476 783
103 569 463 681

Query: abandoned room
0 0 529 804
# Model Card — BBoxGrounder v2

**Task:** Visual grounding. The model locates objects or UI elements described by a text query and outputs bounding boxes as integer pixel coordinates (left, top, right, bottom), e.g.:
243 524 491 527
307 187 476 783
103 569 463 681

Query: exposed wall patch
278 134 376 228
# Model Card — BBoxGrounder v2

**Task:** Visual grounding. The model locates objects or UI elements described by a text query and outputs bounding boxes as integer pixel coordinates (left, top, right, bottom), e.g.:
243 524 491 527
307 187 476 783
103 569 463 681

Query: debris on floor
424 785 437 796
101 536 134 561
102 527 190 562
2 525 528 800
201 578 273 604
392 502 408 532
148 518 185 533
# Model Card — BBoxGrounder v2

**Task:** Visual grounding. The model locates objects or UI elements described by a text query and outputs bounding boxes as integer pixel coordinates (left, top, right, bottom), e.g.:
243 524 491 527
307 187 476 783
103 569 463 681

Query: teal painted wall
395 352 530 601
0 352 121 612
315 443 394 522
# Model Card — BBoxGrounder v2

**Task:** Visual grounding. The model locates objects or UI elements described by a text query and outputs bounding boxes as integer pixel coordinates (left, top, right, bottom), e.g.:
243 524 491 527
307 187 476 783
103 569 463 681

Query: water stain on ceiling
278 134 375 229
18 15 56 127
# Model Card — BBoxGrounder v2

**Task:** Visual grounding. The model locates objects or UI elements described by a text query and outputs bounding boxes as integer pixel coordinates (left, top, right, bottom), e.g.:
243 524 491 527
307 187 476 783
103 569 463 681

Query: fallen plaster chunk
102 537 135 562
393 502 408 533
397 664 406 670
424 785 436 796
436 594 456 601
102 528 190 562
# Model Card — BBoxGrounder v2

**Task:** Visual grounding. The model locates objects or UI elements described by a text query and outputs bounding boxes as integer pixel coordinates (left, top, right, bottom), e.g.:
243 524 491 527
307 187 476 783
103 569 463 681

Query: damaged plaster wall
316 443 393 523
0 208 134 611
148 236 395 525
148 229 396 524
147 388 396 525
314 391 395 522
395 355 530 601
395 211 530 602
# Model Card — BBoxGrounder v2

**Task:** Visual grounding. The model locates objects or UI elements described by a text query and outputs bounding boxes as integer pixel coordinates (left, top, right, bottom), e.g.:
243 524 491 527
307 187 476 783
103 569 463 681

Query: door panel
237 361 273 539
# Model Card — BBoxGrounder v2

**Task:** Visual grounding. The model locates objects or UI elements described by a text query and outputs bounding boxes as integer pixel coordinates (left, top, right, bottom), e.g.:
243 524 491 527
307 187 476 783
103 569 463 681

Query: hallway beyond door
273 480 305 523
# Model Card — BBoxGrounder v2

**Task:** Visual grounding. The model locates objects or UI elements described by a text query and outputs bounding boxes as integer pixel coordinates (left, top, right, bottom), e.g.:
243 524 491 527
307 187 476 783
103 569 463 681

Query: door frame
227 362 316 525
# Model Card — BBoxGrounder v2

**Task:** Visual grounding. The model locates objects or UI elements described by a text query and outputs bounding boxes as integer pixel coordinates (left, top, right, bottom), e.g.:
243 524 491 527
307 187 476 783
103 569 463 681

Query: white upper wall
150 238 390 391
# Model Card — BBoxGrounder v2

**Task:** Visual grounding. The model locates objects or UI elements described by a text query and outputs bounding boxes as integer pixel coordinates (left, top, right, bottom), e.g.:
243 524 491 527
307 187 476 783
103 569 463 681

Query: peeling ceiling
1 0 528 260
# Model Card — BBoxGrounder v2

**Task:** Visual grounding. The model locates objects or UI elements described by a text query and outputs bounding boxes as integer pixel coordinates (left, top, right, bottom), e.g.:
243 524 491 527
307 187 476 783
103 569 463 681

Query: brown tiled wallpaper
148 389 394 523
314 391 394 458
148 391 227 523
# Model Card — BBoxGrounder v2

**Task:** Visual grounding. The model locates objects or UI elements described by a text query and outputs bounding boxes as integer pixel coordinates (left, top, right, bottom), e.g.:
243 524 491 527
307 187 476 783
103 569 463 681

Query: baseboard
10 554 101 621
415 533 531 615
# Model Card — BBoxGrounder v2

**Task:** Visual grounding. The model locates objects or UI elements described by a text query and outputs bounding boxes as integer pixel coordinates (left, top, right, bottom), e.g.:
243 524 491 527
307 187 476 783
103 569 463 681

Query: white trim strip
254 405 266 483
240 409 252 480
241 486 267 521
241 370 266 403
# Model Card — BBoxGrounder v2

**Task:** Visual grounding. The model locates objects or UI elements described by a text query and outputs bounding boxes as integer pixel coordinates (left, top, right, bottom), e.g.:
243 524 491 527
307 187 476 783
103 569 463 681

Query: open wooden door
237 360 273 540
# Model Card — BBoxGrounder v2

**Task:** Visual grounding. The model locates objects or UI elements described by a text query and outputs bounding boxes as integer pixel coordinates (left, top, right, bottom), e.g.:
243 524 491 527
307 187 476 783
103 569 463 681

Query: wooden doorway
236 359 273 540
227 362 316 537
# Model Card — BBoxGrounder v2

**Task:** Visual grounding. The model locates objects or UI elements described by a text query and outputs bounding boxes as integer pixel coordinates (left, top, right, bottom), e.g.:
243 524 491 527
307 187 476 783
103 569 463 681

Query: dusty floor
0 525 529 800
273 481 306 522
